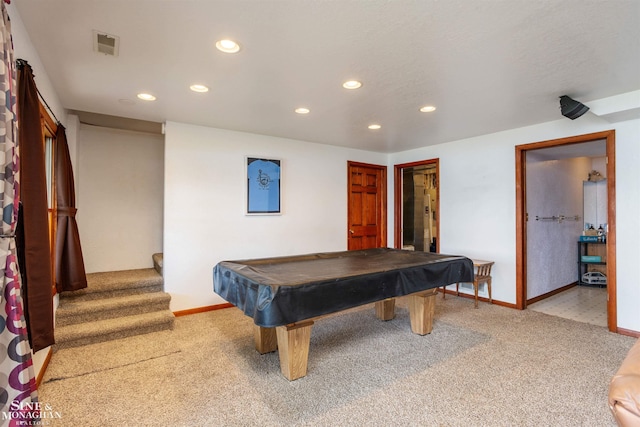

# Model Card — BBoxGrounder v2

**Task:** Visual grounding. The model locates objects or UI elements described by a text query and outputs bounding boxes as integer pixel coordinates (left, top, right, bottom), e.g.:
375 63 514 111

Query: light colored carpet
39 296 635 426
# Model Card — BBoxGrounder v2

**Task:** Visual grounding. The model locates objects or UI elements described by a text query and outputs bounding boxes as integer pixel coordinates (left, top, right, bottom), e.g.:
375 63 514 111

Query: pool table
213 247 473 380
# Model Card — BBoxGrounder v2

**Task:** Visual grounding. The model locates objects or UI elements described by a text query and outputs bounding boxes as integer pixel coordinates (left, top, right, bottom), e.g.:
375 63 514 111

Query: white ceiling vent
93 30 120 56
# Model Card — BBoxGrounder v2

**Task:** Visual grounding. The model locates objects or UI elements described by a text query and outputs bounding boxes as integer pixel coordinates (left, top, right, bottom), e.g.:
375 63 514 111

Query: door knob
349 229 354 234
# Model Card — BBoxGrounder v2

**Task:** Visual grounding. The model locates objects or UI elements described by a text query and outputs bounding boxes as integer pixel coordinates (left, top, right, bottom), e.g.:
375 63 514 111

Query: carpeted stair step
54 311 175 351
54 263 175 350
61 268 163 302
56 292 172 327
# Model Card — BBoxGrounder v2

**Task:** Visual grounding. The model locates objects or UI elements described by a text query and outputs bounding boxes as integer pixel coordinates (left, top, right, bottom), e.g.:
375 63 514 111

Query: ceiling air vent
93 30 120 56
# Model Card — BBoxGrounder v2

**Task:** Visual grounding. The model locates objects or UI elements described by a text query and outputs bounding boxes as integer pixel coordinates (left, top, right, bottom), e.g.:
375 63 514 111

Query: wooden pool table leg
254 325 278 354
276 321 314 381
408 288 437 335
375 298 396 320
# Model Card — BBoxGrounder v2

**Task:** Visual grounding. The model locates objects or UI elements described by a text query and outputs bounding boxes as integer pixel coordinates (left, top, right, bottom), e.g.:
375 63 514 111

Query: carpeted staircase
54 255 173 350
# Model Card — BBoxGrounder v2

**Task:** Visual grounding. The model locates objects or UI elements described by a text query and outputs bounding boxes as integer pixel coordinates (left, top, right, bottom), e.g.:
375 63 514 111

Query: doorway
393 159 439 252
515 130 616 332
347 161 387 250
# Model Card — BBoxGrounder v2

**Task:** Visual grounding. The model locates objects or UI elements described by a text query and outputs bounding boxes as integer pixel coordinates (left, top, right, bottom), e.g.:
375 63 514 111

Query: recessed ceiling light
137 93 156 101
190 84 209 93
368 124 381 130
295 107 310 114
343 80 362 90
419 105 436 113
216 39 241 53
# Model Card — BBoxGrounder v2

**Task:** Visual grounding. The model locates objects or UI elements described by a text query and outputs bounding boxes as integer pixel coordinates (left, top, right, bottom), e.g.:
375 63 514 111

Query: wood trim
616 328 640 338
393 159 439 250
40 102 58 297
605 131 617 332
173 302 234 317
489 299 518 309
394 166 402 249
39 102 57 135
515 146 526 309
515 130 617 332
346 161 387 248
35 347 53 389
440 289 518 309
514 130 613 151
527 282 576 305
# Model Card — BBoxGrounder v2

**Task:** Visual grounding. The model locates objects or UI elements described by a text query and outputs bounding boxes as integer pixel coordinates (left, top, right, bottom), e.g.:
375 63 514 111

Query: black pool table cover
213 248 474 327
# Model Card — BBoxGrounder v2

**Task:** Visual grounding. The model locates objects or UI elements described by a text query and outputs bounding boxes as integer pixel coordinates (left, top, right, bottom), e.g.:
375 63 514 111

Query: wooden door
347 162 387 250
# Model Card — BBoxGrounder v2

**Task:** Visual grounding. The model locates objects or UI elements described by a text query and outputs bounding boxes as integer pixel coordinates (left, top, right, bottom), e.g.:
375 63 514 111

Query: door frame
40 102 58 296
515 130 616 332
393 159 440 250
347 161 387 248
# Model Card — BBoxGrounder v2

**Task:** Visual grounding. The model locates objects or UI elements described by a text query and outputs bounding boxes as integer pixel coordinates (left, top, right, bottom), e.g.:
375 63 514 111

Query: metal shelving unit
577 241 606 287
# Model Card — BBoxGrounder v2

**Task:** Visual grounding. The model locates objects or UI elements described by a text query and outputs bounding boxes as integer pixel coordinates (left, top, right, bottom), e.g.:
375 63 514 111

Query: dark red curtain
16 60 54 352
54 125 87 292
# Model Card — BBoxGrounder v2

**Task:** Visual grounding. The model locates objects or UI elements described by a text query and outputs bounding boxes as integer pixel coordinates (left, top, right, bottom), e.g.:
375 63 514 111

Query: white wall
76 125 164 272
163 122 387 311
613 119 640 332
65 114 81 185
7 3 64 126
388 115 640 332
526 157 591 298
389 131 518 303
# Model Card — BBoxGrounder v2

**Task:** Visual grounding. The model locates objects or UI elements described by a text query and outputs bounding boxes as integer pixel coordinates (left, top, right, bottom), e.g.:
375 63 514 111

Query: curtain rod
16 58 62 126
36 86 61 126
535 215 581 223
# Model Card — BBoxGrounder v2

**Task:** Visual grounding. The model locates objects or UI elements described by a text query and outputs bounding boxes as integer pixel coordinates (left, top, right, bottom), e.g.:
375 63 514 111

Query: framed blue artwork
246 157 281 215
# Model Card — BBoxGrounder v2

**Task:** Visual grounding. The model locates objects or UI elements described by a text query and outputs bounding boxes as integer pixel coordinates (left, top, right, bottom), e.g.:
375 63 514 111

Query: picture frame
245 157 282 215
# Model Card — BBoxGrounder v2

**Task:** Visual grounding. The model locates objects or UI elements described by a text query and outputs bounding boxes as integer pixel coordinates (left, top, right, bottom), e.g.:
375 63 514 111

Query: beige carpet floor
39 296 636 426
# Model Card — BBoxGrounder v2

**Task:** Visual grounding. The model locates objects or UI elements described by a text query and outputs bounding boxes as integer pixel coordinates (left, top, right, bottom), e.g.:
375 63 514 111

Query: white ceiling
14 0 640 153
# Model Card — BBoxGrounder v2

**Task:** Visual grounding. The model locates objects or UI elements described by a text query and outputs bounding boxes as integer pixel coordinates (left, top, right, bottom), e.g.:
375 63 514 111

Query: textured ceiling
13 0 640 153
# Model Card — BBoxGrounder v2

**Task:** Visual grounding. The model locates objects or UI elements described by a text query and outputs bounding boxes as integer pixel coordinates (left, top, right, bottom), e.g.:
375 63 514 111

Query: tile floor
528 285 608 327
